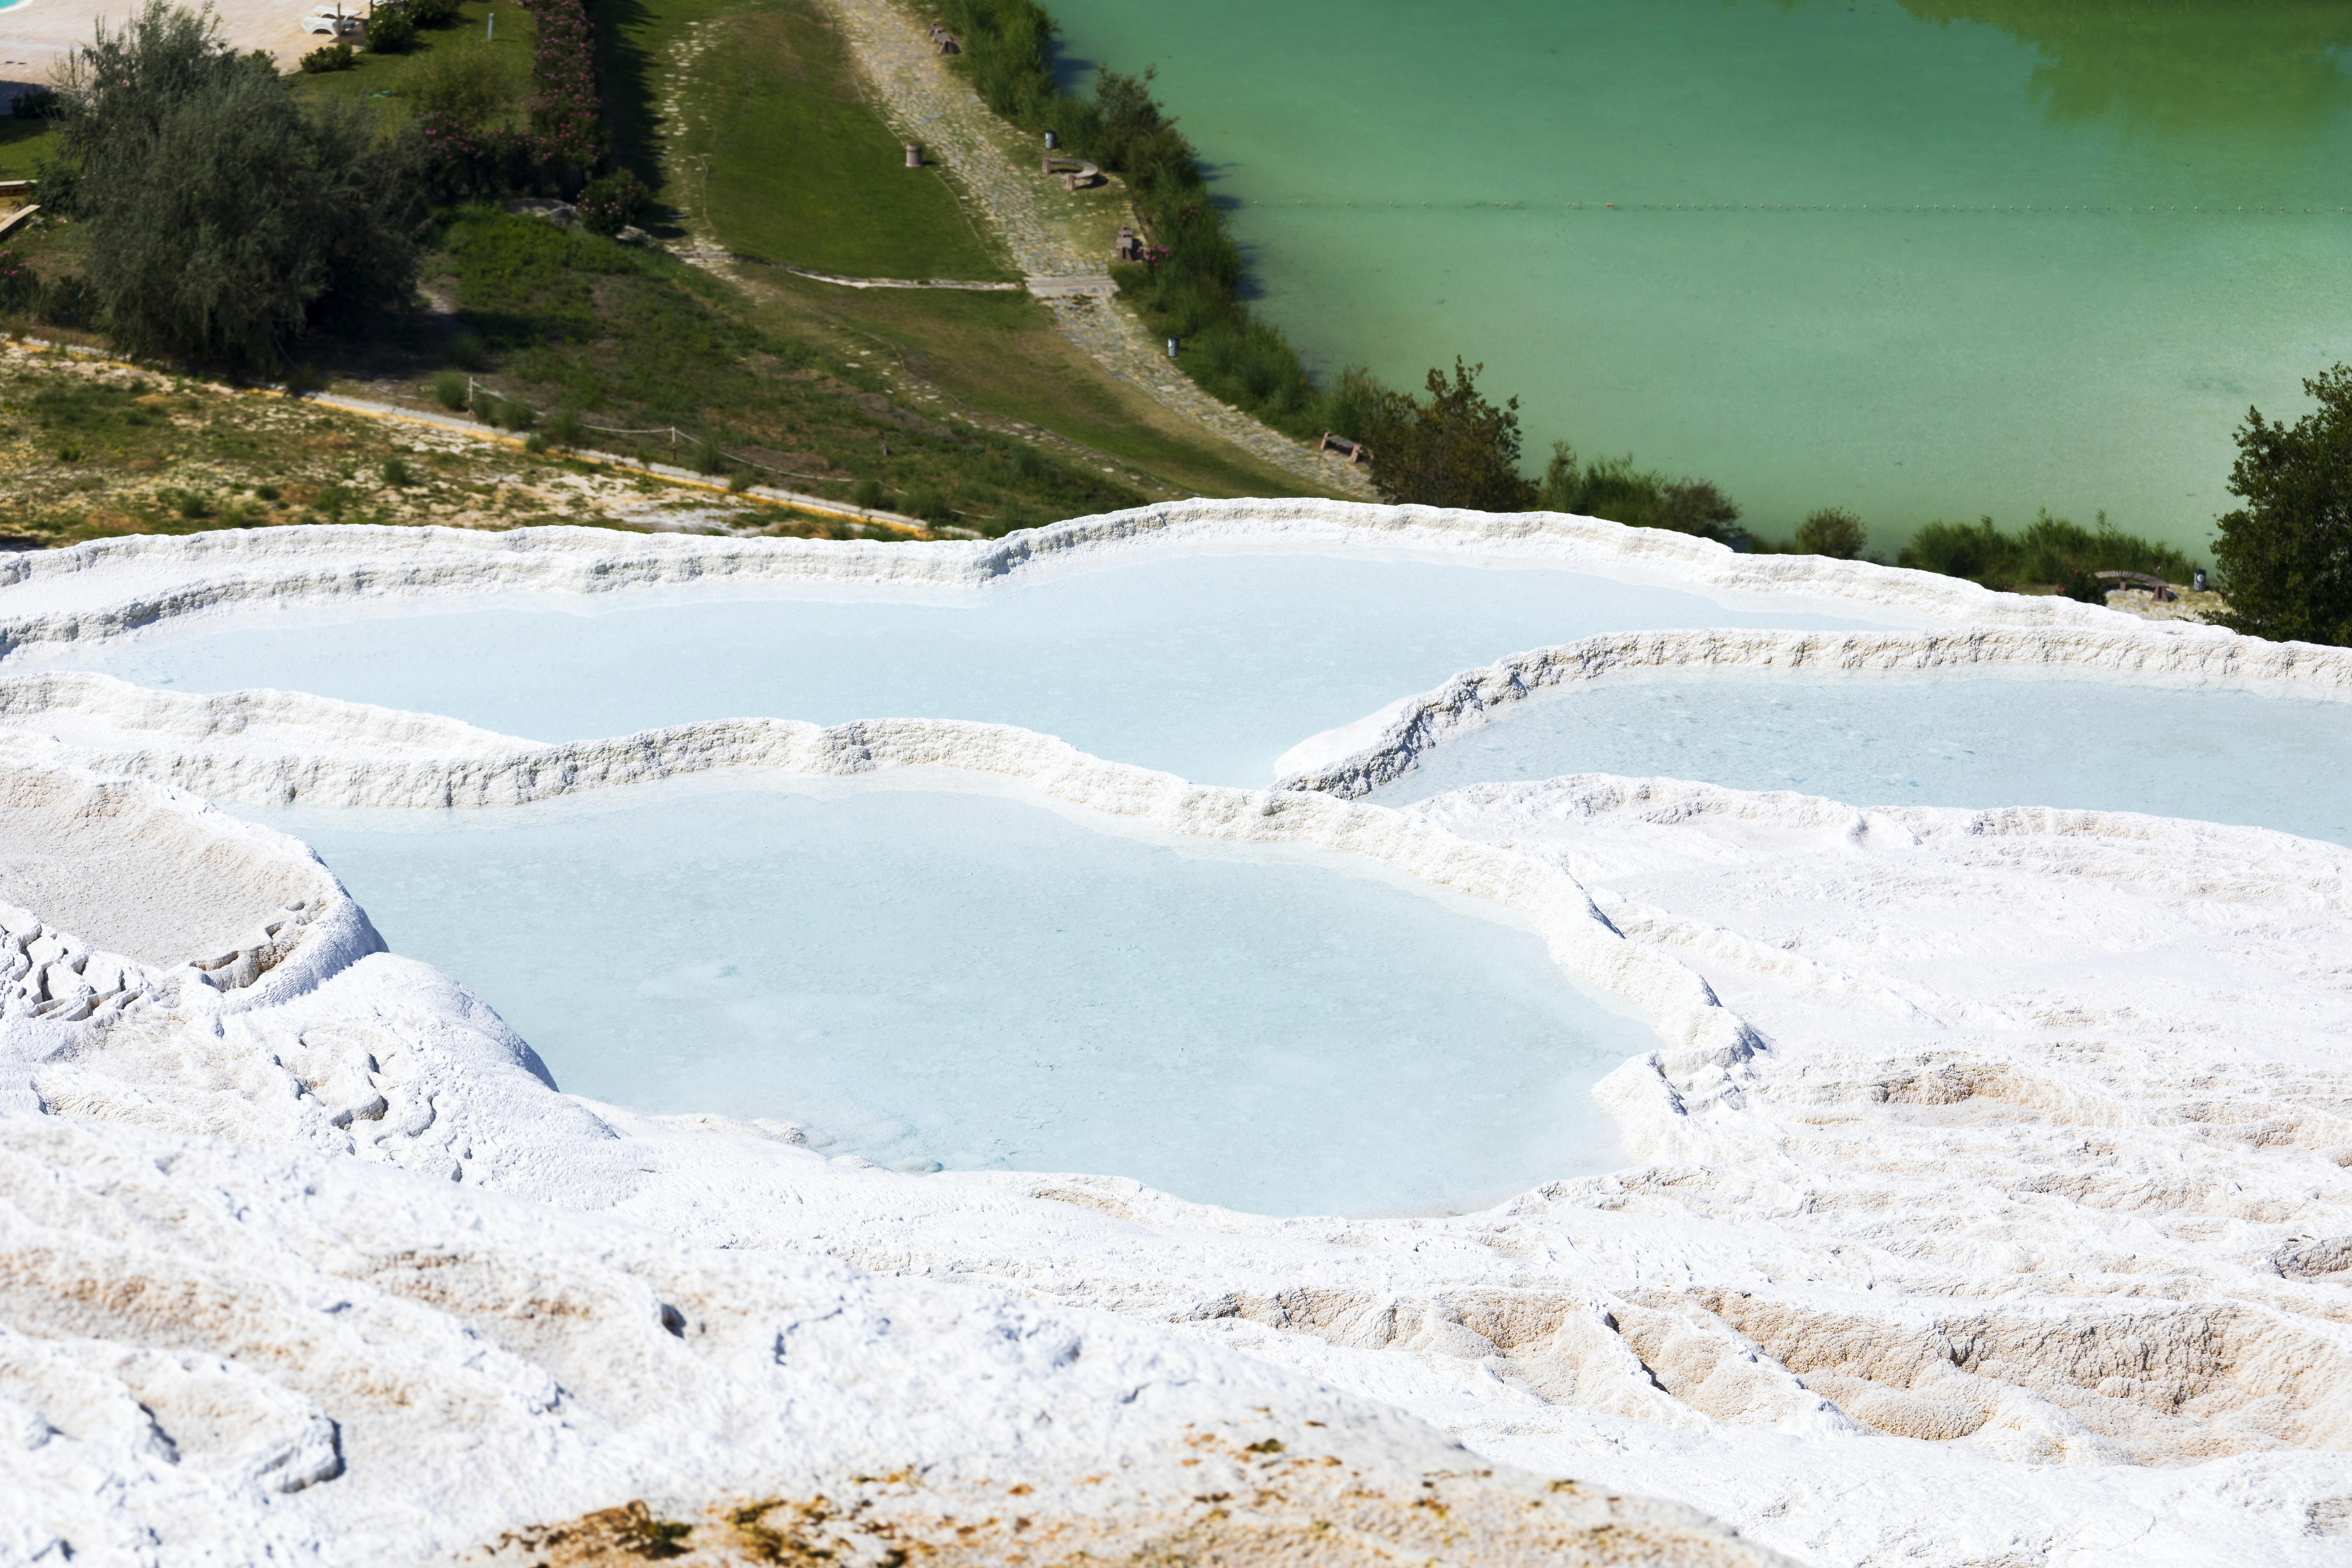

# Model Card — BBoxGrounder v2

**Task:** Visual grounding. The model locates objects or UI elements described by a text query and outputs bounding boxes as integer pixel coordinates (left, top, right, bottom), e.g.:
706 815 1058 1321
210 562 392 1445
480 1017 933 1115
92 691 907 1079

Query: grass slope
587 0 1329 500
416 206 1141 529
740 274 1319 499
0 344 915 545
0 118 58 182
686 0 1010 279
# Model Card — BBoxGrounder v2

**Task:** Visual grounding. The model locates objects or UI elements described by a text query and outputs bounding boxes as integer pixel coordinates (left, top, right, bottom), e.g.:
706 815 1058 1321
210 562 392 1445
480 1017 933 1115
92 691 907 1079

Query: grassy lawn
597 0 1008 279
742 273 1326 499
285 0 537 134
0 118 58 183
388 205 1143 529
686 0 1009 279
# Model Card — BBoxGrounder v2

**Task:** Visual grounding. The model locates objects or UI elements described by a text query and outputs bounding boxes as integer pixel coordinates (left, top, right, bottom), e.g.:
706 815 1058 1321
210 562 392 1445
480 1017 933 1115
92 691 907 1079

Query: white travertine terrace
1 504 2347 1567
1269 624 2352 796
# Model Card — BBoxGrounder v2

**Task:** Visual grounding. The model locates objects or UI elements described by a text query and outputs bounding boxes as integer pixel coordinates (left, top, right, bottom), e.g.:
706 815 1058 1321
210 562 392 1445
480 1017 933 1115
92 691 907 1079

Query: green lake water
1044 0 2352 555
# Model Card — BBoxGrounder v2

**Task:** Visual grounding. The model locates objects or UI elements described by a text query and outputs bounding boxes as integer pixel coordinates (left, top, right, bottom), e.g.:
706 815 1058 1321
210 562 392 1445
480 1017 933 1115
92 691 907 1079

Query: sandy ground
2 0 337 89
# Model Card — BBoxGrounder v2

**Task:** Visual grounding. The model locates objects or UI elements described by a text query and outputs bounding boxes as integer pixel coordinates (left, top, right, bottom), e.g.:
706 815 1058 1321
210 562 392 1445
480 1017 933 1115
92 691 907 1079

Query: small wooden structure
1320 433 1371 464
2096 569 2178 601
1114 225 1141 261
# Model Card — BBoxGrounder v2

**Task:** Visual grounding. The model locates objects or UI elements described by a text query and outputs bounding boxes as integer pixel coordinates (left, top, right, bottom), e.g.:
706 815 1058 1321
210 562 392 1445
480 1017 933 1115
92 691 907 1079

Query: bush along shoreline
917 0 2225 598
925 0 1372 443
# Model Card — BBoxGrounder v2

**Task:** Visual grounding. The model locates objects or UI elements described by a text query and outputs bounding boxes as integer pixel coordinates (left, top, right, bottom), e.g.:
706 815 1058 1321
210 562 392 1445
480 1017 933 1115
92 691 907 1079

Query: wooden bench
2096 569 2178 602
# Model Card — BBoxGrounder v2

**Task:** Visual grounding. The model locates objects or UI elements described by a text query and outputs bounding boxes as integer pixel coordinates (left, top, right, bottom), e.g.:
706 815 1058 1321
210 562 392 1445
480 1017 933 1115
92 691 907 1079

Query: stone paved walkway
821 0 1374 498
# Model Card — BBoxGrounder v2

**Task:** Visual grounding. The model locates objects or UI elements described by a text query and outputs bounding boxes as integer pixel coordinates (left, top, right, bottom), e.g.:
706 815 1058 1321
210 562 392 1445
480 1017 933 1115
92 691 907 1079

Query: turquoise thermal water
267 785 1651 1217
1374 674 2352 845
1044 0 2352 554
79 553 1887 785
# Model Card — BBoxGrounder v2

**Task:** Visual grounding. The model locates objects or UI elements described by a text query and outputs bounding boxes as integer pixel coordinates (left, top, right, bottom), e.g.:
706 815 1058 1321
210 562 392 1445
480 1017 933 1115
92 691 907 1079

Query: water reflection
1896 1 2352 135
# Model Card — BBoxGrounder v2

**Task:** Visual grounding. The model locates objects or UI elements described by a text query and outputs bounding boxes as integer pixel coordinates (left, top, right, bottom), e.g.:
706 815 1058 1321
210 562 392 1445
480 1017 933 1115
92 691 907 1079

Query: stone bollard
905 144 922 168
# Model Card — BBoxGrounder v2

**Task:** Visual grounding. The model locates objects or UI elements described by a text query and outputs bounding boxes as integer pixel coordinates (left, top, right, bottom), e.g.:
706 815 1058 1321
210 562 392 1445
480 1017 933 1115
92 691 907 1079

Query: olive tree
2212 365 2352 646
56 2 416 372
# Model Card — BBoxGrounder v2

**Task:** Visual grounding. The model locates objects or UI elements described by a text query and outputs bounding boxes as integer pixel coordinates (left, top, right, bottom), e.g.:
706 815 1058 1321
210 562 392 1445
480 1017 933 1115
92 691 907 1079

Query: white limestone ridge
1269 623 2352 793
0 507 2347 1568
0 497 2201 660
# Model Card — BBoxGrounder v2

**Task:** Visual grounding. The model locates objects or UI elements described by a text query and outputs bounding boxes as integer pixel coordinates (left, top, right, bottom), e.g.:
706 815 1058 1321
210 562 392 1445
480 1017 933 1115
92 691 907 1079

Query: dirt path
817 0 1374 498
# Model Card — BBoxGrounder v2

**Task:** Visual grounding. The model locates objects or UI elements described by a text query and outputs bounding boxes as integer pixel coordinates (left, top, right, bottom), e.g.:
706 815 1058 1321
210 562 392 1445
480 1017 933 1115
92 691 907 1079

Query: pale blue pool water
75 553 1889 785
261 785 1651 1217
1374 675 2352 844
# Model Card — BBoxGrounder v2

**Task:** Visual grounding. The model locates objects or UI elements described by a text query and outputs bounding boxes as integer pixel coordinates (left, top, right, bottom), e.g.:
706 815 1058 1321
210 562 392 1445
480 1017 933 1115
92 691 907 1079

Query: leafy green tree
1795 506 1867 559
1362 358 1538 512
55 2 417 373
2212 365 2352 645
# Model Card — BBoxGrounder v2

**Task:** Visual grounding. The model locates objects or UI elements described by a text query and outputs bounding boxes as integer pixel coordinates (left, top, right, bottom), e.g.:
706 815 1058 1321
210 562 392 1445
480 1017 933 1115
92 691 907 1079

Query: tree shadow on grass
588 0 676 229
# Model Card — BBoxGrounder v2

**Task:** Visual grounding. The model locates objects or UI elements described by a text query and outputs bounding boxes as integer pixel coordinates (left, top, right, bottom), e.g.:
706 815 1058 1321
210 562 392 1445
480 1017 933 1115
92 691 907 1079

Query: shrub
1898 517 2014 584
899 480 946 520
1795 506 1867 560
407 40 502 130
300 42 356 72
2212 363 2352 645
2012 510 2187 585
1539 443 1745 545
1897 511 2187 593
1359 358 1537 512
59 3 416 373
524 0 604 168
365 7 415 52
544 406 583 447
576 170 649 237
726 465 754 493
495 397 535 432
429 370 468 408
447 330 487 371
30 152 79 215
522 430 547 452
2056 566 2108 604
409 0 462 23
164 487 212 519
688 434 725 474
0 251 36 315
849 476 883 510
380 455 411 485
34 273 101 330
9 86 59 119
468 385 498 421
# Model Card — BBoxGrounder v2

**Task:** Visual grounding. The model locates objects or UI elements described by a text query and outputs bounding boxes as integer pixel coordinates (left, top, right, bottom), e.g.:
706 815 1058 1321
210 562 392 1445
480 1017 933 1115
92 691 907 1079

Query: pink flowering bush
523 0 604 169
411 0 605 198
0 250 36 315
